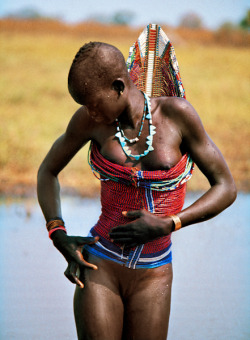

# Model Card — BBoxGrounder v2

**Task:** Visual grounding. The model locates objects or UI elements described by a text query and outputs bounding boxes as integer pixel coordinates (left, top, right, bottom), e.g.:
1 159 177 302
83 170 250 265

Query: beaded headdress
115 24 186 160
126 23 186 98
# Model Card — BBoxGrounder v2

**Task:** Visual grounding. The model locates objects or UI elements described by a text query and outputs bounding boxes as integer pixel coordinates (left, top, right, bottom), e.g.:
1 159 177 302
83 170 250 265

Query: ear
112 79 125 96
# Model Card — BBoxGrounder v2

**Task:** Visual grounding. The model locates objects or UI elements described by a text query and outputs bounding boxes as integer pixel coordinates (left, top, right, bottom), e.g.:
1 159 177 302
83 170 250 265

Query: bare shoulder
65 105 97 143
38 106 98 174
157 96 199 121
155 96 206 140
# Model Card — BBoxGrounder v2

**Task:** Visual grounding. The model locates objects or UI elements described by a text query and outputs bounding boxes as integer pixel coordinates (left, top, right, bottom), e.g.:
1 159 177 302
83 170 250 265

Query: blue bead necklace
115 93 156 161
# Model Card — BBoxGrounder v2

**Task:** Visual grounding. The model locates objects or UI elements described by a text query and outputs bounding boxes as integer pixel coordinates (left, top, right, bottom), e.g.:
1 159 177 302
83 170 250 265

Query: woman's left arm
173 99 237 228
109 100 237 246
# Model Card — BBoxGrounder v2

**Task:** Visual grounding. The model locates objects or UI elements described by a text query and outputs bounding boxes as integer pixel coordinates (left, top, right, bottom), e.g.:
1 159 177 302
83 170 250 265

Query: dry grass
0 20 249 196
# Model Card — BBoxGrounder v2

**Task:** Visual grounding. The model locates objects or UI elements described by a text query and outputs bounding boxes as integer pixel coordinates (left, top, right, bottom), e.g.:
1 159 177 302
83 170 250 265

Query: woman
37 25 236 340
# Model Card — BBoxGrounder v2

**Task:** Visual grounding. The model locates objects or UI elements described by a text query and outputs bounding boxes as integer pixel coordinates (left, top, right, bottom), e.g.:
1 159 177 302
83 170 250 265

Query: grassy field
0 21 249 196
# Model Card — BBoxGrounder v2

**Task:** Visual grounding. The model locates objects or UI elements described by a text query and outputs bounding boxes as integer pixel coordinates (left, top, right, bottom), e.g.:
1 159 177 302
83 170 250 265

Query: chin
93 116 105 124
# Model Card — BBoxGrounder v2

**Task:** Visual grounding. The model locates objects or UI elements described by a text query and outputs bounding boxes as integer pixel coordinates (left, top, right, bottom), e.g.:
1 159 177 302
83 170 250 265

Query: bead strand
115 93 156 161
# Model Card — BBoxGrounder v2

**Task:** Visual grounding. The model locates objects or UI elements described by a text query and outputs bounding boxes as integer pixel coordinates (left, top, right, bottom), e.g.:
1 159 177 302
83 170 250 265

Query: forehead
77 76 113 108
80 47 112 76
77 67 112 100
69 45 121 105
78 74 109 102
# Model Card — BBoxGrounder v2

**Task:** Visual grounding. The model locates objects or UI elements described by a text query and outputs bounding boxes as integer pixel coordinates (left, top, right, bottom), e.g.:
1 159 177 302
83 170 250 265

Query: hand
109 210 170 249
52 231 99 288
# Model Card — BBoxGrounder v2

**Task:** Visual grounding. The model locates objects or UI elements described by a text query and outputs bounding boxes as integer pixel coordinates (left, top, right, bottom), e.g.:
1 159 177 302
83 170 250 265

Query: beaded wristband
48 226 67 239
46 219 65 232
170 215 182 232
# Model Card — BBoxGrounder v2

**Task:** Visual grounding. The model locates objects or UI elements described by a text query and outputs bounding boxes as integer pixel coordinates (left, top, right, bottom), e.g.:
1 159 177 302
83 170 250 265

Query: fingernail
79 282 84 289
122 211 127 216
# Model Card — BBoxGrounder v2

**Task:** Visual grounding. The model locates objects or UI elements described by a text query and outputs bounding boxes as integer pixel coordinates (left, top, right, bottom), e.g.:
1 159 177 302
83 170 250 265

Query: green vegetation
0 27 249 196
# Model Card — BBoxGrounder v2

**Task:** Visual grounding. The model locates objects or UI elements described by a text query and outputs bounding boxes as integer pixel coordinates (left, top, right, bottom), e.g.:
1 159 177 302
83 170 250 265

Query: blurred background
0 1 249 340
0 0 249 195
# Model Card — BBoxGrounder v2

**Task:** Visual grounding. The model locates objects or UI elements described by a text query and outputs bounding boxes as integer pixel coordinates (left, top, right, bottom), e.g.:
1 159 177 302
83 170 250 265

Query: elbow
37 163 46 183
225 179 237 207
37 162 55 185
231 181 237 203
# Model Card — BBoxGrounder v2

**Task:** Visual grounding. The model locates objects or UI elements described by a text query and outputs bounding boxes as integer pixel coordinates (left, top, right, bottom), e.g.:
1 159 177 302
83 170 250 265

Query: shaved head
68 42 130 104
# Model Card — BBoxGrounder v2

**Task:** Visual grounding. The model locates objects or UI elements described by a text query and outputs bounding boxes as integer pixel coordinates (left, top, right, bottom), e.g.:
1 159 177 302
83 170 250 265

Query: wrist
51 229 68 246
161 215 182 235
160 216 173 236
46 218 67 240
50 228 67 240
169 214 182 232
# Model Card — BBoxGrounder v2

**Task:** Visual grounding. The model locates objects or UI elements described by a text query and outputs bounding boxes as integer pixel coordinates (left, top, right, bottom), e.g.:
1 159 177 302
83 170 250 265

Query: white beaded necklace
115 93 156 161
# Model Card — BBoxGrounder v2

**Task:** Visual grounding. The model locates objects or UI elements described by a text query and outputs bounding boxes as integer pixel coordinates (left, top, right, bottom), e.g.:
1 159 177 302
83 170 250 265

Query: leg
122 263 173 340
74 253 124 340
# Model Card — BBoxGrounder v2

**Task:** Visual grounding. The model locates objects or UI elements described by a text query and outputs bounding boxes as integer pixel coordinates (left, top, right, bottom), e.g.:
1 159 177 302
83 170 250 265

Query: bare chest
93 118 183 171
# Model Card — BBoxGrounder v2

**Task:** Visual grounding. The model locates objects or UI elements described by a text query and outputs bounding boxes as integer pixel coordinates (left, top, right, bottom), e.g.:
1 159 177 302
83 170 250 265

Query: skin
37 43 237 340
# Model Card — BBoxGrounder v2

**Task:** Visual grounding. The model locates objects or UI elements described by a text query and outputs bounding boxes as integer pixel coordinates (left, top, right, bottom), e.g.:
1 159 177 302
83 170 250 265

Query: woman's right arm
37 106 99 287
37 106 92 220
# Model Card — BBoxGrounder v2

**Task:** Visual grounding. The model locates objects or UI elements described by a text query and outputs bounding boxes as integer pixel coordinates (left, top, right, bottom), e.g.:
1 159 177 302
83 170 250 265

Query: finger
122 210 142 219
109 231 131 239
64 266 75 284
79 257 98 271
111 237 135 245
64 262 78 284
76 236 99 246
64 262 84 288
109 224 133 234
73 250 98 270
70 262 84 288
72 274 84 289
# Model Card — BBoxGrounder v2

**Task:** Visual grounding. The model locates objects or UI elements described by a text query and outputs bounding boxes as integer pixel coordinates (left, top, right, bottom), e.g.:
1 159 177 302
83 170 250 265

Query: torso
83 96 193 270
91 97 185 171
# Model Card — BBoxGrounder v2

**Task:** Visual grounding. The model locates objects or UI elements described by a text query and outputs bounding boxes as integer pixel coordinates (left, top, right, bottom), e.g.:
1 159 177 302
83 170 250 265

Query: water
0 193 249 340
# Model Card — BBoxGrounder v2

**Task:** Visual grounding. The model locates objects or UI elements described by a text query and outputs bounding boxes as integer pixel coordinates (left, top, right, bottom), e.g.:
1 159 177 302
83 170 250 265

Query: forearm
37 166 63 222
174 181 237 228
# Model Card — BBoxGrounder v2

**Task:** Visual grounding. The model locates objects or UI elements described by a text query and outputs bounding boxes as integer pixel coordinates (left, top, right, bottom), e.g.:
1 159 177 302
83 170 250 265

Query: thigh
74 253 124 340
123 263 173 340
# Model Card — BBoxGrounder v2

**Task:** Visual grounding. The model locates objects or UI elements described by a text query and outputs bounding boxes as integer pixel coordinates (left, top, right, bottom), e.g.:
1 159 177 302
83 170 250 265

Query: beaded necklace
116 96 146 144
115 93 156 161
